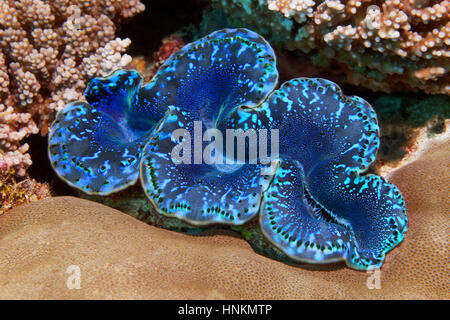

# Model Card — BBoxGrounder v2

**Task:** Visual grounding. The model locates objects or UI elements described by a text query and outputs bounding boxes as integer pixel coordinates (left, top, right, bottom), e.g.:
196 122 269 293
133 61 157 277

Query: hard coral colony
212 0 450 94
48 29 407 271
0 0 145 177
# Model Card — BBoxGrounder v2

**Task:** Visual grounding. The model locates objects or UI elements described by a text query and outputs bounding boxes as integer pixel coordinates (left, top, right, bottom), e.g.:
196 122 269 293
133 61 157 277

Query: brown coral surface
0 133 447 299
0 0 144 176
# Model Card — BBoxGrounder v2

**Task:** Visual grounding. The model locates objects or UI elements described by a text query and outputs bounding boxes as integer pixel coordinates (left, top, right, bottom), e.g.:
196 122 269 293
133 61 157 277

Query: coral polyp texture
48 28 407 270
0 0 145 177
211 0 450 95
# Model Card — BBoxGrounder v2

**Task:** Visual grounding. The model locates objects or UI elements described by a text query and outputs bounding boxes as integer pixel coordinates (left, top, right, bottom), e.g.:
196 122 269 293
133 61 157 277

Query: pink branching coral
215 0 449 94
0 0 145 177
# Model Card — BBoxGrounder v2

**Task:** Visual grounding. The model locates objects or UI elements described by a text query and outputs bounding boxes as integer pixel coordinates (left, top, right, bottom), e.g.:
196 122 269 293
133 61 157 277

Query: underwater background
0 0 448 299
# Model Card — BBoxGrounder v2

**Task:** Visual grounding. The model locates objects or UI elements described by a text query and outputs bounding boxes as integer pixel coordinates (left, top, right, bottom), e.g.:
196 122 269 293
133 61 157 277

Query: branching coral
211 0 450 95
48 28 407 270
0 0 144 177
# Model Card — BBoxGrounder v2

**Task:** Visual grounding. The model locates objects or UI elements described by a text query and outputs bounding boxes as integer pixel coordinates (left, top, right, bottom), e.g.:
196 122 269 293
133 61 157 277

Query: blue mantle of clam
48 29 407 271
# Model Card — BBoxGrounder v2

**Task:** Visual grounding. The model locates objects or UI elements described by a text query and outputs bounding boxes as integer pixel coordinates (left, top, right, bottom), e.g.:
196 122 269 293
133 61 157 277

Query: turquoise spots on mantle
48 28 407 270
